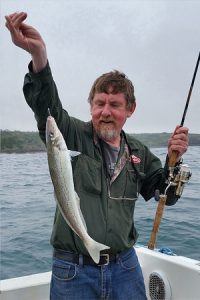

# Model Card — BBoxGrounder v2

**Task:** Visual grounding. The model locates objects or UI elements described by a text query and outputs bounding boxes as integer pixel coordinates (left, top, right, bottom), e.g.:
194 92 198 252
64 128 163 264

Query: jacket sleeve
140 146 179 206
23 61 81 149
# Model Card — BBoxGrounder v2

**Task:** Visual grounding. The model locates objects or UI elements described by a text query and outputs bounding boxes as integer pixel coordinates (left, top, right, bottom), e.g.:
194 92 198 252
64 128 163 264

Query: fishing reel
168 163 192 197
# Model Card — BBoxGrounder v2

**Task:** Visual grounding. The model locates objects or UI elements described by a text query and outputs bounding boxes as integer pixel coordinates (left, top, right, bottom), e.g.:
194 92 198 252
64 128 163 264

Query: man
5 12 189 300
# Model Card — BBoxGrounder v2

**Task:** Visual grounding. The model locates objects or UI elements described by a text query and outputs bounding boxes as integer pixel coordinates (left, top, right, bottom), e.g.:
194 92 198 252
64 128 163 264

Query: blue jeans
50 247 147 300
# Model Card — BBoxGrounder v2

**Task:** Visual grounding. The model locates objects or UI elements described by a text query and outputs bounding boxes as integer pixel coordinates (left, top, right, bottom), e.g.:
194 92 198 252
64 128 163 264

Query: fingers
5 12 30 50
5 12 27 33
173 125 189 135
5 12 27 24
170 126 189 144
168 125 189 160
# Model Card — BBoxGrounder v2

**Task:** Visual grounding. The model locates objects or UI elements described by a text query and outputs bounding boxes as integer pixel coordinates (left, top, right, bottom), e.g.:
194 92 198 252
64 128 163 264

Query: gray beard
96 128 119 142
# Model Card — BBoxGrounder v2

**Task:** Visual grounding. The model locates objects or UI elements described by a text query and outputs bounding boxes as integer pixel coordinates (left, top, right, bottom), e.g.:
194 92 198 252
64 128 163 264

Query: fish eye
49 131 54 137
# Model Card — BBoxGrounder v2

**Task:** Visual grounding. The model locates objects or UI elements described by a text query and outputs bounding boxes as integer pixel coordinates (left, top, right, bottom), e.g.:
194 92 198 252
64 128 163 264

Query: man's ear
127 102 136 118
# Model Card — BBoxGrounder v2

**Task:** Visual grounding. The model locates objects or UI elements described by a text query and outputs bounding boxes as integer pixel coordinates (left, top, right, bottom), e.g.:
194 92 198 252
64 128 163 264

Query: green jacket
23 62 178 255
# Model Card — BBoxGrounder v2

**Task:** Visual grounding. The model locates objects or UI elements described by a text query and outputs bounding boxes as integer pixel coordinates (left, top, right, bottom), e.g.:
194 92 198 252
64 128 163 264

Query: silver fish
46 116 109 263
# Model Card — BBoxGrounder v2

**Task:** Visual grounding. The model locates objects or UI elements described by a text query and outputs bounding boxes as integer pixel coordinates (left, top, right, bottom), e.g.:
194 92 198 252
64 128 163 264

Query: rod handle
148 195 167 250
168 150 179 168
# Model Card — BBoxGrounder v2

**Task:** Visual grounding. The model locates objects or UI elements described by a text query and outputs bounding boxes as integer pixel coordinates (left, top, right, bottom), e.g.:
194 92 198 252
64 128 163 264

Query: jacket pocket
72 154 102 195
110 165 139 203
124 169 138 201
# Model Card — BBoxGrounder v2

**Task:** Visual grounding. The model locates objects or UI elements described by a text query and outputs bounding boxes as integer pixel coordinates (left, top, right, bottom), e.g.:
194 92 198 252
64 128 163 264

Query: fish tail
84 238 110 264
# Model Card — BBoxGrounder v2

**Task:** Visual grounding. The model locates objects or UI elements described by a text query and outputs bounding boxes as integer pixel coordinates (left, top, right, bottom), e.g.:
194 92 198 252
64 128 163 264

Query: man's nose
101 104 111 117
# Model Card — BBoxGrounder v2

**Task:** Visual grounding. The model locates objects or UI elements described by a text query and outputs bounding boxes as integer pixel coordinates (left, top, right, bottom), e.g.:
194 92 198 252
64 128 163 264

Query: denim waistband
53 247 133 266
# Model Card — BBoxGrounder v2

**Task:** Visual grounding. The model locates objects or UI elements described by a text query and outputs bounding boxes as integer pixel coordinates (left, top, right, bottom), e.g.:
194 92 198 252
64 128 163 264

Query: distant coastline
1 130 200 153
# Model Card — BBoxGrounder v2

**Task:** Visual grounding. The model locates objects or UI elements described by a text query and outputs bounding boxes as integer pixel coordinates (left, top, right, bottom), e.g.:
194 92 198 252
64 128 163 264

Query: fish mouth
47 116 54 123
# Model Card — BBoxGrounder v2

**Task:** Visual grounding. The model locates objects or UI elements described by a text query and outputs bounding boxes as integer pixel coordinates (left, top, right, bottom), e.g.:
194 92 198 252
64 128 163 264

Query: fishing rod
148 52 200 250
168 51 200 170
180 52 200 126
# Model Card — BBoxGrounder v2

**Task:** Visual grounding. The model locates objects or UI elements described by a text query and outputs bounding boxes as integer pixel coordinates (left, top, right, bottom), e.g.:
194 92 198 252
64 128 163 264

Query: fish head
46 116 61 147
46 116 68 153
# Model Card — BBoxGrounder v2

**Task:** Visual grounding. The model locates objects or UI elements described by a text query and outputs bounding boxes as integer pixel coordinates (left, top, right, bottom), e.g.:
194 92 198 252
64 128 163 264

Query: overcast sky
1 0 200 133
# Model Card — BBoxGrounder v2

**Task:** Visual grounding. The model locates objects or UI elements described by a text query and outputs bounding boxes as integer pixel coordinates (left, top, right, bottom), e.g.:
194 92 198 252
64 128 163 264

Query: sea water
0 147 199 280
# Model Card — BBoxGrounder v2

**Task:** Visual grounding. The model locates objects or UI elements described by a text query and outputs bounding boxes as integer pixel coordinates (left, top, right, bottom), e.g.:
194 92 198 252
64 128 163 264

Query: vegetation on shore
1 130 46 153
1 130 200 153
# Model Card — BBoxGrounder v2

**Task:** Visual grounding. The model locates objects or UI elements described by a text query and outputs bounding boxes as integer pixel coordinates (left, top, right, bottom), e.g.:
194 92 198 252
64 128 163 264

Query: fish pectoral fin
69 150 81 159
75 192 88 231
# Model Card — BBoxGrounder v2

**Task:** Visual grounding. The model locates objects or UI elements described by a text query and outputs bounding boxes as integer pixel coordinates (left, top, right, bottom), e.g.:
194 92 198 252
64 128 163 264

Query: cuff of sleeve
28 60 51 78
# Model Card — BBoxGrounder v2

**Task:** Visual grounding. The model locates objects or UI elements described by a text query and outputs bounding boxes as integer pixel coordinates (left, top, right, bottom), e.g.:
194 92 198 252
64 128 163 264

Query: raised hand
5 12 47 72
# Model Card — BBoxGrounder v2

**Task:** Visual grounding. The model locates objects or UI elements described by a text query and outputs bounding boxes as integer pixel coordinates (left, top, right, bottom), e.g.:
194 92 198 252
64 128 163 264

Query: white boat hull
0 246 199 300
136 246 200 300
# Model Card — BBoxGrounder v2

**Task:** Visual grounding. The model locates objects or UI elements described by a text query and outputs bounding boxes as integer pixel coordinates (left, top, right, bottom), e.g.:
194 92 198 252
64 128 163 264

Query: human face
90 92 136 146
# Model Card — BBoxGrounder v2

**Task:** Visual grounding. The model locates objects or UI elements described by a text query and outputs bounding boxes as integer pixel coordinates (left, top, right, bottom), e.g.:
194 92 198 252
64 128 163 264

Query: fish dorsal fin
75 191 87 231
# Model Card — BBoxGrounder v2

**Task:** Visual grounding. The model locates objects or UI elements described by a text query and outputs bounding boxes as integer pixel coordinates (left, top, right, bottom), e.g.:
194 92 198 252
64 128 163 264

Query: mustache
99 118 114 123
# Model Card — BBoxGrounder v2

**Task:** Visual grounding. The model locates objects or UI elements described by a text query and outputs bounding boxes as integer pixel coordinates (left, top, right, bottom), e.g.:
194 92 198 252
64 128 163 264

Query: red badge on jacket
130 154 141 164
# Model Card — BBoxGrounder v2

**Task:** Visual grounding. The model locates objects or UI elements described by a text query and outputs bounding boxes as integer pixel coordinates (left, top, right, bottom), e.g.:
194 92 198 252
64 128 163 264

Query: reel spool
169 163 192 197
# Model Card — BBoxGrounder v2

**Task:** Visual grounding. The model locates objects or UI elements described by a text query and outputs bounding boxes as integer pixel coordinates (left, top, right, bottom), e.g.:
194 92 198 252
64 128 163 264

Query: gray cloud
1 0 200 133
